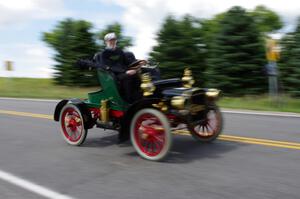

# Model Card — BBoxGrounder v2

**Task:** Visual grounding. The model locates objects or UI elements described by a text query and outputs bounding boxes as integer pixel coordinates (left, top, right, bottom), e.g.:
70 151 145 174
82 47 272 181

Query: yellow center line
220 134 300 147
219 137 300 150
0 110 52 120
173 130 300 151
1 109 300 150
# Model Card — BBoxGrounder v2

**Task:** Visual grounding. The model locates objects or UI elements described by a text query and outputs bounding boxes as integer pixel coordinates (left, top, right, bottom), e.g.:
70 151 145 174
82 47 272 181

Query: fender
54 98 94 129
54 99 68 121
125 98 162 119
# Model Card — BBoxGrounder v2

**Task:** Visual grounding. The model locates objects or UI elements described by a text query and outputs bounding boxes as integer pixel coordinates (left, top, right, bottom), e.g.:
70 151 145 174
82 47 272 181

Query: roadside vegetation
1 77 299 113
0 77 98 99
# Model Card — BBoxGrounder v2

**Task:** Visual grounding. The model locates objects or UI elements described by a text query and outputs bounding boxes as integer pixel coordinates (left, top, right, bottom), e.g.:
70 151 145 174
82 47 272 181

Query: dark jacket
93 48 131 75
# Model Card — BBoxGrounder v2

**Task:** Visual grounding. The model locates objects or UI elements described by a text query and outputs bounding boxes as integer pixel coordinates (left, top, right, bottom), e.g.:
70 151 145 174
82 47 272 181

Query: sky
0 0 299 78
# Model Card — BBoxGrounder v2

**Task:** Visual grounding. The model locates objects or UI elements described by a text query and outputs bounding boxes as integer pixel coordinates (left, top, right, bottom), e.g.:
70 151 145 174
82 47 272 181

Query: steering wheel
128 60 147 70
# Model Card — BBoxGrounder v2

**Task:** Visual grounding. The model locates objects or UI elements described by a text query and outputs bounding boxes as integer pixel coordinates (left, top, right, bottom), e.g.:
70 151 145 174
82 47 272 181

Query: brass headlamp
205 88 220 98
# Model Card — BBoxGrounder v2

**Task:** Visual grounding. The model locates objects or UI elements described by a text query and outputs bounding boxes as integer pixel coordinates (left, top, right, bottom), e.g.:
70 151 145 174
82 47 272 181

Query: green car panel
84 69 129 111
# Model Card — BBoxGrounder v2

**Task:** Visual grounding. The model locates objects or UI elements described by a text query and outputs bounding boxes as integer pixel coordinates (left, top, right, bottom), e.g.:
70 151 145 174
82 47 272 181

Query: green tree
207 6 267 95
279 18 300 96
97 23 132 50
201 13 225 51
150 15 207 84
43 18 98 86
249 5 283 34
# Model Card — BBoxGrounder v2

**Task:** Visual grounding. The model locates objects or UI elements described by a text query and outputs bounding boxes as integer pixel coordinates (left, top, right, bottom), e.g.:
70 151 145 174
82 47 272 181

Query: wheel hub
68 118 78 131
139 125 164 140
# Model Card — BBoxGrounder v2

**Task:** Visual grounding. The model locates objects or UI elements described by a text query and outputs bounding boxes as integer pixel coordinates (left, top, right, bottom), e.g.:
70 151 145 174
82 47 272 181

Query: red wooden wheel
130 108 172 161
60 104 87 146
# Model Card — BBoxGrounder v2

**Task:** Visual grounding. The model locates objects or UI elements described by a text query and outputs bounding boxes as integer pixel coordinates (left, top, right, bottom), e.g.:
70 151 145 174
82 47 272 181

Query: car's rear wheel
130 108 172 161
59 104 87 146
189 104 223 142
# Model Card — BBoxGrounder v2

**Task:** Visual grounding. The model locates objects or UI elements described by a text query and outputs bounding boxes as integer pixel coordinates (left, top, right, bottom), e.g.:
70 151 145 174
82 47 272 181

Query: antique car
54 59 223 161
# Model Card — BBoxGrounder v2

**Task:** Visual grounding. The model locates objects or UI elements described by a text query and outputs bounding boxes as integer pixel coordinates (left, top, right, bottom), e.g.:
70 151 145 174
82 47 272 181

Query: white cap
104 32 117 41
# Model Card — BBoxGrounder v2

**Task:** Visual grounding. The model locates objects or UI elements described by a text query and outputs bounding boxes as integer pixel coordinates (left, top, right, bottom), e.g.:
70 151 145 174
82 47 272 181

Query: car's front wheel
130 108 172 161
189 104 223 142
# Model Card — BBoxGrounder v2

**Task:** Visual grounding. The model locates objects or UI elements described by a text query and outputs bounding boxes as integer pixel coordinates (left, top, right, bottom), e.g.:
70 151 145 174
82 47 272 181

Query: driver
93 32 145 103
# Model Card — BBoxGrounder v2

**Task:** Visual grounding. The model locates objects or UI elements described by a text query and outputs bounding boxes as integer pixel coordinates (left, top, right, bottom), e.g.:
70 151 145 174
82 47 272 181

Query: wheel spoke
153 135 164 143
204 125 213 136
151 142 154 153
76 126 82 134
146 142 151 153
201 125 205 134
154 142 161 152
207 122 215 132
71 131 76 140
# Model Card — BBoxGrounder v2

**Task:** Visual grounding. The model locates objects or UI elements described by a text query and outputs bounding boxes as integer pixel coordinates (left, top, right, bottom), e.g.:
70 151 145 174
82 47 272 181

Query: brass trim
140 73 156 96
171 96 186 109
152 101 168 112
100 99 109 123
181 68 195 88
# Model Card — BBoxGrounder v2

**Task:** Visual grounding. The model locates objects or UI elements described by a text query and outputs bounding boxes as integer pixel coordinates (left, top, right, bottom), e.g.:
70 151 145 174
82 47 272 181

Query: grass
219 95 300 113
0 77 99 99
0 77 299 113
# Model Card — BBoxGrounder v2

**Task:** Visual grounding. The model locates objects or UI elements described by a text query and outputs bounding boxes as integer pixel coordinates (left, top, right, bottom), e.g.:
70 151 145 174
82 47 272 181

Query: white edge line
0 169 75 199
0 97 59 103
222 110 300 118
0 97 299 118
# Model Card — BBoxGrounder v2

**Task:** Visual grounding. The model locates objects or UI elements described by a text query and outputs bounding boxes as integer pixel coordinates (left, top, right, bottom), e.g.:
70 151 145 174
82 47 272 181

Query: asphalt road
0 98 299 199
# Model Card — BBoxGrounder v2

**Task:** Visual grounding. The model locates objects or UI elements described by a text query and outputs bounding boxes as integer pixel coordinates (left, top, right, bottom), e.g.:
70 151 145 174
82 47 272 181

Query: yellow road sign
266 39 280 62
5 61 13 71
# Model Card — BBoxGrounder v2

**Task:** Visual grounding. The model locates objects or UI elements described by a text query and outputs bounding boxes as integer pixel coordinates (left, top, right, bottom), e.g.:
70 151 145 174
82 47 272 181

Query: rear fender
54 99 68 121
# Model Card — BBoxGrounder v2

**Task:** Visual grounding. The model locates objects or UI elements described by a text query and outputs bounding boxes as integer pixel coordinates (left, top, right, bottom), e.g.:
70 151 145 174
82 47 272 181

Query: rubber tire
189 105 223 143
130 108 172 161
59 104 88 146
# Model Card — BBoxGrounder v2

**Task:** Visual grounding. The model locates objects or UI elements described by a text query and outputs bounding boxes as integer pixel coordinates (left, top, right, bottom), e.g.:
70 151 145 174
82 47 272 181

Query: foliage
207 6 267 95
249 5 283 34
279 18 300 96
43 18 98 86
150 15 207 84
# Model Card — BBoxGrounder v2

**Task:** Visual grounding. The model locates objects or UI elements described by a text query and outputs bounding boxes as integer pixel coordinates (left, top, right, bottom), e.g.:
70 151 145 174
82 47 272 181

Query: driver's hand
126 69 137 75
140 60 147 65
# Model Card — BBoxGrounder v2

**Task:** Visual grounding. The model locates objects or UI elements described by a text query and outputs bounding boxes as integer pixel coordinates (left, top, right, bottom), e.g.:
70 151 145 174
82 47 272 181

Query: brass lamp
205 88 220 98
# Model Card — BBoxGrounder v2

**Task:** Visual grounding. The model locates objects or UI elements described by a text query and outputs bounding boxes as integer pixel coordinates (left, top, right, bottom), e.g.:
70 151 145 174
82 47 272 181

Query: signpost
266 39 280 104
2 61 14 89
5 61 13 71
